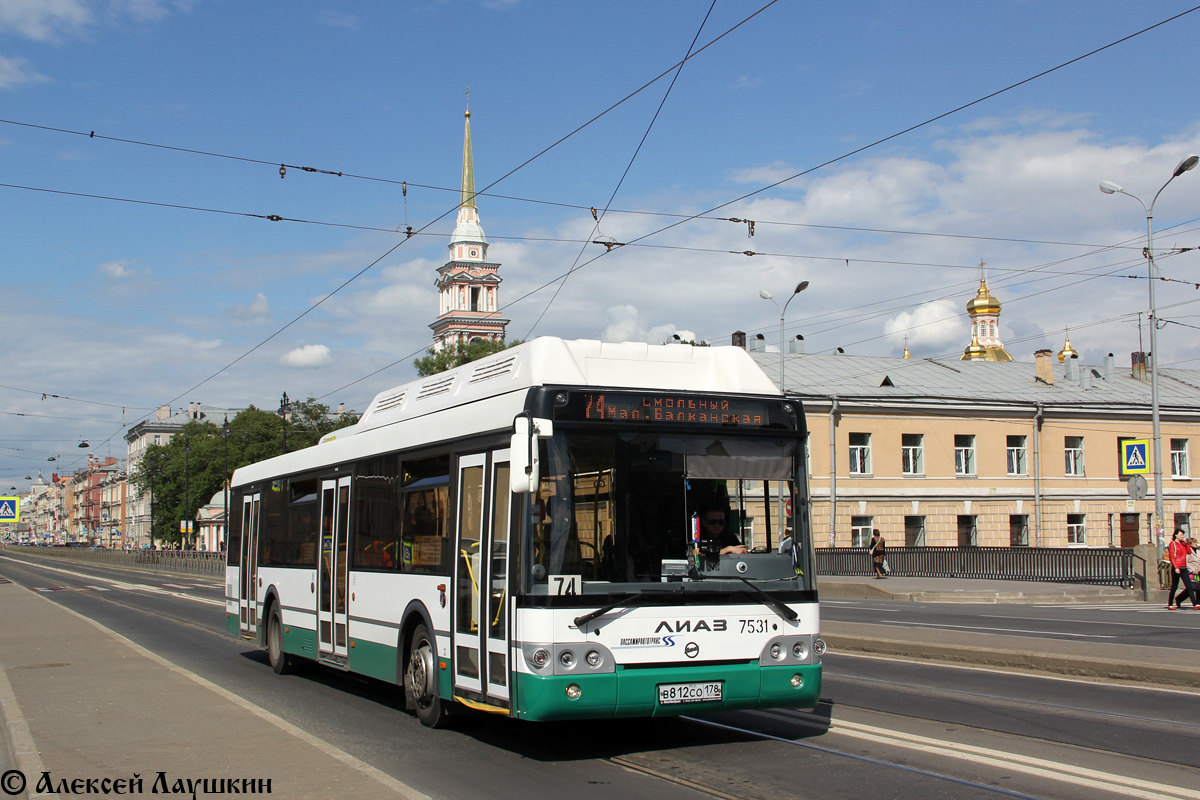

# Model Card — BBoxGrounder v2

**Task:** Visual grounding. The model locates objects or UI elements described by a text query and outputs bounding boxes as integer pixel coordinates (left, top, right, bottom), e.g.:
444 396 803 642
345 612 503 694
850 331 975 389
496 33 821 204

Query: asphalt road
822 595 1200 652
1 550 1197 800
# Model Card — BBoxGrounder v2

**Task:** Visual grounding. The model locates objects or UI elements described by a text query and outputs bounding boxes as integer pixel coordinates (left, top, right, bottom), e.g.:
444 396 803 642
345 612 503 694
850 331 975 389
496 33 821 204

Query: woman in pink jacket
1166 529 1197 610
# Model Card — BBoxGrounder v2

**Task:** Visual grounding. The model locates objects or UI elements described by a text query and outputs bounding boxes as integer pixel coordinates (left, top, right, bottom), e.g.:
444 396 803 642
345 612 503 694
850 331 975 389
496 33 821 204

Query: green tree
414 339 521 377
132 399 358 547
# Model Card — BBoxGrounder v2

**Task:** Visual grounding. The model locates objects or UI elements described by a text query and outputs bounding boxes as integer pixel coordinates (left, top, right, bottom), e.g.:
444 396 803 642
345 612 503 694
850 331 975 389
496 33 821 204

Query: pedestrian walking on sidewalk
869 529 887 579
1166 529 1197 610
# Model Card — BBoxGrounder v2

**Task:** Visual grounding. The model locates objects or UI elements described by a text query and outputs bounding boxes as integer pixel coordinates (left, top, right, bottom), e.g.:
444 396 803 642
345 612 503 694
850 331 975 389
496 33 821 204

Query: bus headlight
792 642 808 660
585 650 601 667
565 683 582 699
559 650 576 669
530 648 550 668
770 643 783 660
791 673 803 688
814 638 826 656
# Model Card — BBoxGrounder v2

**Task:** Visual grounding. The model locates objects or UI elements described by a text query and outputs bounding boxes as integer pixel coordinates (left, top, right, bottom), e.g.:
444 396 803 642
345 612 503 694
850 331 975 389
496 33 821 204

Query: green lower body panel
284 624 318 660
348 637 399 683
512 663 821 721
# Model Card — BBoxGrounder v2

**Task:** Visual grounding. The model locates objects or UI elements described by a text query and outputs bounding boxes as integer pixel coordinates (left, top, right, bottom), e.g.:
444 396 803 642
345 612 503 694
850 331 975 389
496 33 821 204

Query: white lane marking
867 618 1116 638
825 716 1194 800
982 612 1197 628
725 711 1194 800
11 559 223 607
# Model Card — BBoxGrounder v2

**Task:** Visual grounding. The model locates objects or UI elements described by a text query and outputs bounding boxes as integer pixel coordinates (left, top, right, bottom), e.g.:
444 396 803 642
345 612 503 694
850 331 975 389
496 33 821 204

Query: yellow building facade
747 347 1200 550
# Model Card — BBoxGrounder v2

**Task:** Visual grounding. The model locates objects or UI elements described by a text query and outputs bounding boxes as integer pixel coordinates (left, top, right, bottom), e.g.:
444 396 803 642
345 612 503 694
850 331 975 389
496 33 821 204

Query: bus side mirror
510 416 552 494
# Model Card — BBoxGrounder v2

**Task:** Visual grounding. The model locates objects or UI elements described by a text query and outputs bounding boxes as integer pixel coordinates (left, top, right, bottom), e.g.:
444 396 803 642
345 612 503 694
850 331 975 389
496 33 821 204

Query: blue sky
3 0 1200 487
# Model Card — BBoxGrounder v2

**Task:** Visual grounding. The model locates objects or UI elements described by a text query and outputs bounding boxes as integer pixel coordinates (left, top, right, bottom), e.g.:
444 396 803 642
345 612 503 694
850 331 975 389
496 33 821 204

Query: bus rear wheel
405 623 450 728
267 604 293 676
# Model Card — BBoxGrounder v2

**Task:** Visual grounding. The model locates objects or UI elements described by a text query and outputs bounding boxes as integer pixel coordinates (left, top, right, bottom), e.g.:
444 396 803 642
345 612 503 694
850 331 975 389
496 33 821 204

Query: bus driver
697 508 747 556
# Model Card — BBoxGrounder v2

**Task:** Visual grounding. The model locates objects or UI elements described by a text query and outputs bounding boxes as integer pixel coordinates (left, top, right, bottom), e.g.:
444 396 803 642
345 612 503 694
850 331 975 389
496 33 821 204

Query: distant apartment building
125 402 242 548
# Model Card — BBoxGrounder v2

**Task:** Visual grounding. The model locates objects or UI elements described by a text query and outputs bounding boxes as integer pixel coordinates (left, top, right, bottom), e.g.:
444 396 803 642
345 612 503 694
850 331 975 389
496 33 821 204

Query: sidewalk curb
0 652 52 800
818 580 1143 605
823 631 1200 688
0 582 431 800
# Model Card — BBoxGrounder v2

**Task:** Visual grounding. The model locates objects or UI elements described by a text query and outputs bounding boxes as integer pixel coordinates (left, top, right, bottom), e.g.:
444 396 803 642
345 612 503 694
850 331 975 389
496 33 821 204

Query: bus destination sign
563 392 774 427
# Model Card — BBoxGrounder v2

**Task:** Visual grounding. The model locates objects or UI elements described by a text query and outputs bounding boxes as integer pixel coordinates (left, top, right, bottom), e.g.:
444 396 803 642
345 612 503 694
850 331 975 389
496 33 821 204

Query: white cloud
98 260 135 279
281 344 332 368
316 9 359 29
728 160 797 185
226 293 271 323
599 306 696 345
0 0 176 41
0 54 47 89
883 300 969 356
0 0 91 41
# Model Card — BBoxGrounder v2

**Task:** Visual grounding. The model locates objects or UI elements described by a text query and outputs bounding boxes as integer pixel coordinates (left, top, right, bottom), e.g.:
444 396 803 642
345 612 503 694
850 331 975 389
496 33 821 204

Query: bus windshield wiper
573 588 678 628
738 577 798 621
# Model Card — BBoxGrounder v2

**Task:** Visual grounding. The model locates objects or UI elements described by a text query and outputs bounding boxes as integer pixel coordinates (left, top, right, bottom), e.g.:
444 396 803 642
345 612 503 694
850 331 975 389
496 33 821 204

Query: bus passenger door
453 450 512 707
317 476 351 661
238 492 261 637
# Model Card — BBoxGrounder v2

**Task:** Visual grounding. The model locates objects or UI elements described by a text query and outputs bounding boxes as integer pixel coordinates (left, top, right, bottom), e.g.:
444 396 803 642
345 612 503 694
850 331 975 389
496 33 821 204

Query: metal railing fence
817 546 1134 587
12 544 1135 587
9 546 225 578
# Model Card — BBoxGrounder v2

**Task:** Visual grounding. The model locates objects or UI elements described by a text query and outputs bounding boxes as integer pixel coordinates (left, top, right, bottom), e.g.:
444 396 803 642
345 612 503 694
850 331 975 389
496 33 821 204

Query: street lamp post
147 454 157 551
184 440 191 549
758 281 810 393
279 392 291 454
758 281 810 549
1100 153 1199 559
223 416 230 553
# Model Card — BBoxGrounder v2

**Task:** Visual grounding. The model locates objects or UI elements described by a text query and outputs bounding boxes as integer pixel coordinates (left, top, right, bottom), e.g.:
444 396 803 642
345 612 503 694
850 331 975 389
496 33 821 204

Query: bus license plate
657 681 723 705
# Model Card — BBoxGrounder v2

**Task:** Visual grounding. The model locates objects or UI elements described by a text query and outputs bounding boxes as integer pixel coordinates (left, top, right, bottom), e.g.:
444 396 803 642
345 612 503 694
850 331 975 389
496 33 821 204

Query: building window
1174 512 1191 538
957 515 977 547
153 434 161 446
1067 513 1086 546
1171 439 1189 478
904 515 925 546
849 433 871 475
1064 436 1085 476
850 516 872 548
1010 515 1029 547
954 434 976 476
902 433 924 476
1007 435 1027 476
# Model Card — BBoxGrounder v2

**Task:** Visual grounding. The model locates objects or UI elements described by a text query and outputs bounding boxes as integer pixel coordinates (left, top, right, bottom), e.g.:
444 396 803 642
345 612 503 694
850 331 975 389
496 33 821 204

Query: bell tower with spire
430 96 509 352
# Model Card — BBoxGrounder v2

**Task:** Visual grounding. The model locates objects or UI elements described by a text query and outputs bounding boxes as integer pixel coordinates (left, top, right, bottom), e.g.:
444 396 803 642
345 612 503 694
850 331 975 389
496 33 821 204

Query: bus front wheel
405 624 450 728
267 604 293 676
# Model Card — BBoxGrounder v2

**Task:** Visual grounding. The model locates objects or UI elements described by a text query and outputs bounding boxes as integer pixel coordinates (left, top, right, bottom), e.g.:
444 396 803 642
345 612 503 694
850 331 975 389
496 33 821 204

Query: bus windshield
522 430 810 595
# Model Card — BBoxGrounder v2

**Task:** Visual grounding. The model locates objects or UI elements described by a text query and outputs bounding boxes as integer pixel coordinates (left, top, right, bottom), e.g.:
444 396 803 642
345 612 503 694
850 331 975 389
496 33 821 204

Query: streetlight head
1173 154 1200 178
758 289 773 300
793 280 810 294
1099 180 1122 195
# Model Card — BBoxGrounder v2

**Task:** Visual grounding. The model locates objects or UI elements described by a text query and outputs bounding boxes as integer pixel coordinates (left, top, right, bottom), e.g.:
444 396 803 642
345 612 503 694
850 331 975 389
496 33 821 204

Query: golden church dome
1057 331 1077 363
966 279 1001 316
961 333 988 361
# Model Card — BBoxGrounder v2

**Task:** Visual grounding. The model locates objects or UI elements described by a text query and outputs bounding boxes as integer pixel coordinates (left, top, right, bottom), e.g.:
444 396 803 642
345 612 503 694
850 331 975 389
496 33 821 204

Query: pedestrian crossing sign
1121 439 1149 475
0 497 19 523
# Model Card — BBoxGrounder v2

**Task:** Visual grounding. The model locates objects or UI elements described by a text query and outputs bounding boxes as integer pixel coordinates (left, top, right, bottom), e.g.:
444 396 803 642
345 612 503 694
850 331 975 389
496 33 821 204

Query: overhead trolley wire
524 0 719 339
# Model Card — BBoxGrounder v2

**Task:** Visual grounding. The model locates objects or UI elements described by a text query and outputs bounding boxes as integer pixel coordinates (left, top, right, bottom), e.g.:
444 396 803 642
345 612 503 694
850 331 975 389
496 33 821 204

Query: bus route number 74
550 575 581 596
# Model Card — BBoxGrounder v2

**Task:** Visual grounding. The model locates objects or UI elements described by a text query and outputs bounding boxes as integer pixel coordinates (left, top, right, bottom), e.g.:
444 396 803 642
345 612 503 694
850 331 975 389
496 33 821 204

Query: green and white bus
226 337 822 726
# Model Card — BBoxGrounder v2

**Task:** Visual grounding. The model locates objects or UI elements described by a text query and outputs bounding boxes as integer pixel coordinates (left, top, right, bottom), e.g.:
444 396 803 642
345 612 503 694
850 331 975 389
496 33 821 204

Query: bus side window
400 455 450 575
